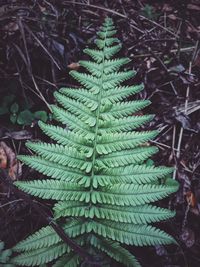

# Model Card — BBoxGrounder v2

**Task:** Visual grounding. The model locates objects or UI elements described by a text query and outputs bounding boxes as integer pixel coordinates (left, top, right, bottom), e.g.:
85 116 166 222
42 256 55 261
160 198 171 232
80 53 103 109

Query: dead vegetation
0 1 200 266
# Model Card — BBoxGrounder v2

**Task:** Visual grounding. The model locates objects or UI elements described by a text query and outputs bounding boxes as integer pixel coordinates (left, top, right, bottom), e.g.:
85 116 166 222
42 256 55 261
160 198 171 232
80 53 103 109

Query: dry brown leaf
0 146 7 169
186 191 196 208
67 62 80 70
0 142 22 180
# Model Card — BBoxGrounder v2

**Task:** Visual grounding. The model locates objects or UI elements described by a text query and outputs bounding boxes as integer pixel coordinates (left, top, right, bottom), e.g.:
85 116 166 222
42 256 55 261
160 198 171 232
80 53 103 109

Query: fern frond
90 220 175 246
17 156 84 182
95 37 119 48
102 84 144 104
100 100 150 119
91 182 178 206
15 180 87 200
95 165 173 186
14 17 178 267
12 243 68 266
59 88 98 110
54 92 96 125
25 142 91 171
96 131 158 154
99 115 154 132
90 235 141 267
97 146 158 167
52 105 93 136
70 71 100 92
79 58 130 76
52 252 79 267
13 220 83 252
84 44 121 62
54 201 175 224
38 122 91 153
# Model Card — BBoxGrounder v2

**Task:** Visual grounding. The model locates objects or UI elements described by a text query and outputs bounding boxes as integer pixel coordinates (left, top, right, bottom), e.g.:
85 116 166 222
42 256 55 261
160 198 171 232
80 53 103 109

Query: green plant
12 18 178 267
0 94 48 125
0 240 14 267
140 4 159 20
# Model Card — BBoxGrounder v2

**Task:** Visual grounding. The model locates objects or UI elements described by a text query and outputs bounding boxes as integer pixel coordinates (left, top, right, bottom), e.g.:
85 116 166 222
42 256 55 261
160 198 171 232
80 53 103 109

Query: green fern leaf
89 220 175 246
12 243 68 266
13 17 178 267
90 235 141 267
52 252 79 267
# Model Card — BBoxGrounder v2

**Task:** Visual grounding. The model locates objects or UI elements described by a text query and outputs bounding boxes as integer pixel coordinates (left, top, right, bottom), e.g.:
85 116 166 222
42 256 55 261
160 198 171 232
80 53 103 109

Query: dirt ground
0 1 200 266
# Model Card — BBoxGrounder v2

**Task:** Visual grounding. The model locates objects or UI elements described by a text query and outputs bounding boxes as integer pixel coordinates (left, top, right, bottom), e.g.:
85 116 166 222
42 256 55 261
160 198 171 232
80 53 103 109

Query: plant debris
0 1 199 266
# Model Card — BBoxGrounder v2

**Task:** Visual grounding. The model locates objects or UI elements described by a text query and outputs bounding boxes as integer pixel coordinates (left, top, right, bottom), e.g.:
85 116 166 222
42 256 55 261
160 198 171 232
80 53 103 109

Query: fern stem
90 25 108 198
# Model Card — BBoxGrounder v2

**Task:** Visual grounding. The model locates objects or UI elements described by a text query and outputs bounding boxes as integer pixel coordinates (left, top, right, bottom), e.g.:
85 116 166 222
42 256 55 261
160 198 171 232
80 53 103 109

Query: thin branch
63 0 144 34
63 1 180 38
23 23 61 70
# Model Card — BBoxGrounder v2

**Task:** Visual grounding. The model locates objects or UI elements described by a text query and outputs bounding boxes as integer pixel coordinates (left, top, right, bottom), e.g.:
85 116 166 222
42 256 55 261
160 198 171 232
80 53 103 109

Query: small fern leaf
12 243 68 266
54 92 96 123
100 165 174 185
95 37 119 49
102 84 144 104
79 58 130 76
13 226 61 252
59 88 98 110
99 115 154 133
13 220 84 253
84 45 121 62
17 156 84 182
52 105 93 135
100 100 151 119
90 220 175 246
25 142 89 171
91 182 178 206
97 147 158 168
53 252 79 267
54 201 175 224
70 71 100 92
96 131 158 154
91 204 175 224
90 235 141 267
15 180 87 200
38 122 91 153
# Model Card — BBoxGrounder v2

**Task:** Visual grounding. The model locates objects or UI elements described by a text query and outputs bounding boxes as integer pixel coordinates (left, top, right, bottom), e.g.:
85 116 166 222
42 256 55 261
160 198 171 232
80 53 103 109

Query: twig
63 1 180 38
132 46 196 58
63 0 144 34
139 14 179 38
31 74 52 112
176 62 192 159
0 199 23 208
23 23 61 70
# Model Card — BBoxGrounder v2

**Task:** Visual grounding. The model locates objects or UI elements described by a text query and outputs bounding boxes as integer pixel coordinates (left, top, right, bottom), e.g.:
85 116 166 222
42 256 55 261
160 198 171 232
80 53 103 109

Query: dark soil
0 1 200 266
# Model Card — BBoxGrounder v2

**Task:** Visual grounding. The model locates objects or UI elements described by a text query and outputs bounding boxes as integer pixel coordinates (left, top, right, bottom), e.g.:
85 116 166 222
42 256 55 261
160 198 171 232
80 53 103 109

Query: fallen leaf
186 191 196 207
67 62 80 70
0 146 7 169
0 142 22 180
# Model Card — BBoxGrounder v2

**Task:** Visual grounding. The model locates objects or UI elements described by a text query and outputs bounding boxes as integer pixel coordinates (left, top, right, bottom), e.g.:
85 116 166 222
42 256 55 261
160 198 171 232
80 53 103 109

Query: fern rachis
12 18 179 267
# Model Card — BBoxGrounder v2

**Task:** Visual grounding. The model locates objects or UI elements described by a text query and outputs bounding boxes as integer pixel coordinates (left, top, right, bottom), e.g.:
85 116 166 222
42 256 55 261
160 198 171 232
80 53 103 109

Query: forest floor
0 1 200 266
